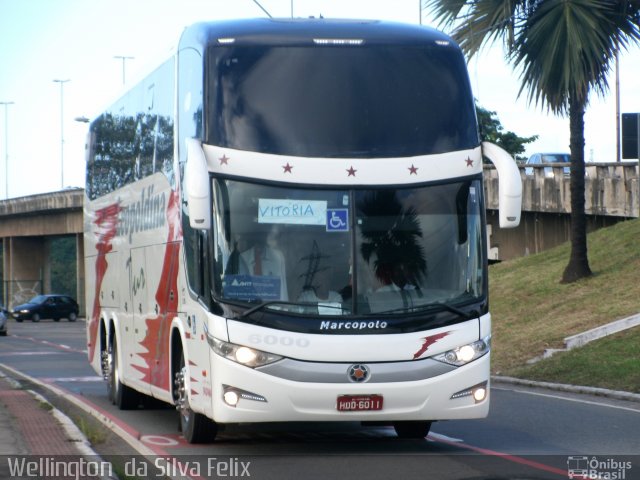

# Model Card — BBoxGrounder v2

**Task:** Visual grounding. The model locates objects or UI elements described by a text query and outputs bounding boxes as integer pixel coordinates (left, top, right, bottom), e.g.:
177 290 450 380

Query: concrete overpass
0 188 84 313
485 161 639 260
0 161 638 311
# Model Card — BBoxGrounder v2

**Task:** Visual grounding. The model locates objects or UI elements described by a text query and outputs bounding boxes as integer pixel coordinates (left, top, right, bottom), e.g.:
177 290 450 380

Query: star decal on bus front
465 157 474 167
408 164 418 175
282 162 293 173
219 154 229 165
346 166 357 177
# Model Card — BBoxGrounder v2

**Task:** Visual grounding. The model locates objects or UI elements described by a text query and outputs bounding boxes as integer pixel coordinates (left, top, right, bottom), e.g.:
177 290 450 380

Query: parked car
11 294 79 322
0 305 8 335
524 153 571 177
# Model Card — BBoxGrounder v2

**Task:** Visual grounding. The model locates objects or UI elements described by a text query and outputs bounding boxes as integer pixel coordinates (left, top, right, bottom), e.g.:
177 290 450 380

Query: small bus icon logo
567 456 589 479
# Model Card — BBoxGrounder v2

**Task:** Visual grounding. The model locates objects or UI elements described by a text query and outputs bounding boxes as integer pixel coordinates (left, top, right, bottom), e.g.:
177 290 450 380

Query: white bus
84 18 522 443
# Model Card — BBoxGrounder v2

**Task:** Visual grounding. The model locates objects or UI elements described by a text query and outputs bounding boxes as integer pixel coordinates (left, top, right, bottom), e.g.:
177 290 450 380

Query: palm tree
427 0 640 283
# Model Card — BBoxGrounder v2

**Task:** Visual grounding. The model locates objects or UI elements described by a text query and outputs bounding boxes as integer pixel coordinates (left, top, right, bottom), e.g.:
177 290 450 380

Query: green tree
428 0 640 283
476 103 538 161
50 236 77 298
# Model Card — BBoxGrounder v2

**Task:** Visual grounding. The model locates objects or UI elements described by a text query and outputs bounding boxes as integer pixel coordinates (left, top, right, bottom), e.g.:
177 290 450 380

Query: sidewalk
0 373 89 456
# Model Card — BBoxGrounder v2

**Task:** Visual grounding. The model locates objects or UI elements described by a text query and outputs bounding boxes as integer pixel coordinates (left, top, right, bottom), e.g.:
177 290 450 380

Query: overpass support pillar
2 236 46 309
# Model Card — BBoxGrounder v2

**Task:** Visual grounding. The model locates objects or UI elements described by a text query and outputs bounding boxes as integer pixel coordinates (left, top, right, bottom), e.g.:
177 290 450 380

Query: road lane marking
42 376 103 382
9 334 86 354
141 435 179 446
494 386 640 414
0 351 64 356
428 432 464 443
432 435 568 477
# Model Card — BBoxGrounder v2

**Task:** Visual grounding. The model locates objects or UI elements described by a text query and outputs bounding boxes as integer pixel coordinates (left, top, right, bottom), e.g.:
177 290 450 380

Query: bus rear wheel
393 421 432 439
174 351 217 443
108 337 140 410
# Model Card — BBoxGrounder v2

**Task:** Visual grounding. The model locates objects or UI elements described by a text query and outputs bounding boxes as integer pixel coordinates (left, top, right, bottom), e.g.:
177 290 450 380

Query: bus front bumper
207 353 490 424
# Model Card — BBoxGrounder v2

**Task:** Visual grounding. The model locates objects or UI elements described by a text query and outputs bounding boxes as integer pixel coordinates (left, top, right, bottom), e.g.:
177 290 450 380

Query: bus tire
109 337 139 410
393 421 432 439
175 351 217 443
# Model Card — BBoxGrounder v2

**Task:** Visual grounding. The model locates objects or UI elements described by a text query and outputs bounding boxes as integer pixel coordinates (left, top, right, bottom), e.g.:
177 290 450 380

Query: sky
0 0 639 199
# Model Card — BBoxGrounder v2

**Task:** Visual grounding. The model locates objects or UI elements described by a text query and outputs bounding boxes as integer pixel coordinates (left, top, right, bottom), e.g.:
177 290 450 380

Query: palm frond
427 0 640 114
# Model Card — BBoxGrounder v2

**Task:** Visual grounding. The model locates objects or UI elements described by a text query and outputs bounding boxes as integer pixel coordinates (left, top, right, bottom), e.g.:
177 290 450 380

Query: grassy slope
489 218 640 390
510 327 640 393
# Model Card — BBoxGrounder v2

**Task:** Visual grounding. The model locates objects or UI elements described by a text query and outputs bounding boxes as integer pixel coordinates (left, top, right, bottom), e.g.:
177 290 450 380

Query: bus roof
179 17 458 50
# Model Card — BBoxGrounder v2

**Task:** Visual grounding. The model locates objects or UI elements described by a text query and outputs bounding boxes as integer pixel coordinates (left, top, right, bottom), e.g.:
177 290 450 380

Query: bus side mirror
184 138 211 229
482 141 522 228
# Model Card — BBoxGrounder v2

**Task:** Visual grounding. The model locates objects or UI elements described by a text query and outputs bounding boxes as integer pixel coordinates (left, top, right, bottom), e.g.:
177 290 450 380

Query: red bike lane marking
430 434 567 477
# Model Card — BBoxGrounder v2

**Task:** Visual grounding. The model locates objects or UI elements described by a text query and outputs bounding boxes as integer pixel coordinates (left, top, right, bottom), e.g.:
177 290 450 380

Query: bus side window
179 47 205 298
184 228 208 299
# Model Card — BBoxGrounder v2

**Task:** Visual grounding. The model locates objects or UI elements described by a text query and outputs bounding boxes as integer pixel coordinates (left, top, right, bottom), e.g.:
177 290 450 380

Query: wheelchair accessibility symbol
326 209 349 232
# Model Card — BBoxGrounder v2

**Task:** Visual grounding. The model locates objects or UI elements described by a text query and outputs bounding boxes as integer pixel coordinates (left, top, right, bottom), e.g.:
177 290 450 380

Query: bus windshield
211 178 485 316
206 45 478 158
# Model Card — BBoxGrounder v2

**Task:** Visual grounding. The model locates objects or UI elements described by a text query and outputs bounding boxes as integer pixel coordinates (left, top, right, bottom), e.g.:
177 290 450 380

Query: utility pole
0 101 14 199
615 49 621 162
113 55 134 85
53 79 70 189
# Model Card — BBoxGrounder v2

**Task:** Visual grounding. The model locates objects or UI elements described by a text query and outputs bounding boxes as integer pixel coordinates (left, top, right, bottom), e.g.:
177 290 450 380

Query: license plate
337 394 383 412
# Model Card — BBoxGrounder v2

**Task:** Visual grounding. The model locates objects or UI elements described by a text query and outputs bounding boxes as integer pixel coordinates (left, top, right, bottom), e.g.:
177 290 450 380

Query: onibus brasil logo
567 456 633 479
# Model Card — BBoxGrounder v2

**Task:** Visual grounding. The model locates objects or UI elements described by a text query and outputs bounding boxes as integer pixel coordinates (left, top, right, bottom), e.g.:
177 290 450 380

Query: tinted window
541 154 570 163
178 47 206 296
86 59 175 200
207 45 478 158
210 178 485 317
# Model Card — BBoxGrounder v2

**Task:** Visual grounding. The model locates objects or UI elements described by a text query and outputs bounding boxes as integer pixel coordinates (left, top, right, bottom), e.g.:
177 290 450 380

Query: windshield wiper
374 302 476 319
238 300 345 319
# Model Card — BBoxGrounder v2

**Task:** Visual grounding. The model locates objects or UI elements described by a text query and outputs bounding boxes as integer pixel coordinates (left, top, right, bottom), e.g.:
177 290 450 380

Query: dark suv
12 295 79 322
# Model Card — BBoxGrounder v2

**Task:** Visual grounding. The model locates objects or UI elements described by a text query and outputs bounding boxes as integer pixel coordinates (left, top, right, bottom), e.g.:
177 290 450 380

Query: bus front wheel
174 351 217 443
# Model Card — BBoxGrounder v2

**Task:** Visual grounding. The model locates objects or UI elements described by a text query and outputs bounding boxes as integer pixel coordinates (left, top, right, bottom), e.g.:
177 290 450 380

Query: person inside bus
238 228 289 301
297 265 343 315
367 262 422 312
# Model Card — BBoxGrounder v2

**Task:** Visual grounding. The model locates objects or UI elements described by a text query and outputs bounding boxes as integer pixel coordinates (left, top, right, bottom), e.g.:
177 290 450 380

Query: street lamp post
53 79 70 190
113 56 134 85
0 101 14 199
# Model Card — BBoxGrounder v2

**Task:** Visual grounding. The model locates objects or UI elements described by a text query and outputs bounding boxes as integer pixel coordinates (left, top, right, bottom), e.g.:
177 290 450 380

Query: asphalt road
1 318 639 480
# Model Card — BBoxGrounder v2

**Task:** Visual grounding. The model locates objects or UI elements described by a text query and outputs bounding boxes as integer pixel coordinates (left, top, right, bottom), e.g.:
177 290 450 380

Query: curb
0 363 157 456
1 365 199 480
492 375 640 403
0 372 110 460
28 389 99 458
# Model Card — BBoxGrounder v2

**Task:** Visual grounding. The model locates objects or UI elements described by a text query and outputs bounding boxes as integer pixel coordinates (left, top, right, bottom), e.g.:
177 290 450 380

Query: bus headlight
209 337 282 368
433 335 491 366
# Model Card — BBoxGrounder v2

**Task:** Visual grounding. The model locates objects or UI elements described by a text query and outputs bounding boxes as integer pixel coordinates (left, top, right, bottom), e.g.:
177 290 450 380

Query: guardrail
484 161 639 218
